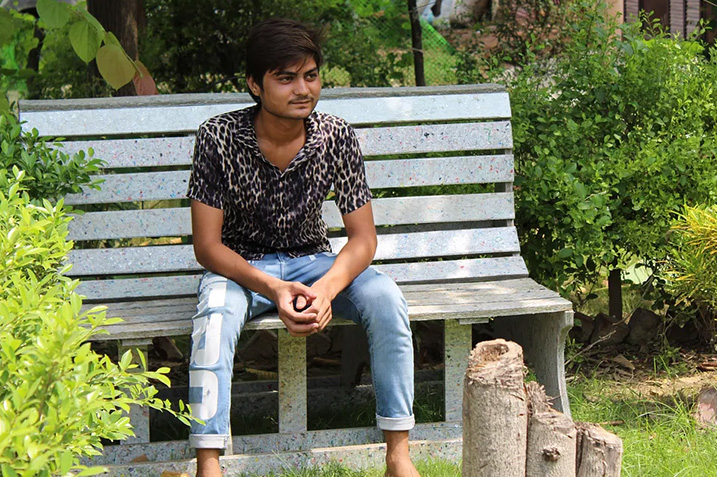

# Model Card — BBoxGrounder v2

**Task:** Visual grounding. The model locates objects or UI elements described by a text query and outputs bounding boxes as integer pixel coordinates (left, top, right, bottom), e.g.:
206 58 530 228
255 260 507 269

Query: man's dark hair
245 18 324 103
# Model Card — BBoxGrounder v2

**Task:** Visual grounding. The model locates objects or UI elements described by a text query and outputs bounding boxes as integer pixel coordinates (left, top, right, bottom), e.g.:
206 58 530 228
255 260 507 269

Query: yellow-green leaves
0 9 16 44
36 0 71 29
96 44 137 90
69 20 103 63
33 0 140 90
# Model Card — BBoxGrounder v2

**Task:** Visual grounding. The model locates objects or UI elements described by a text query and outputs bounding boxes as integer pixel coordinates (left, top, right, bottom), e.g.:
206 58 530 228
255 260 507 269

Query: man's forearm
194 241 281 298
312 235 376 299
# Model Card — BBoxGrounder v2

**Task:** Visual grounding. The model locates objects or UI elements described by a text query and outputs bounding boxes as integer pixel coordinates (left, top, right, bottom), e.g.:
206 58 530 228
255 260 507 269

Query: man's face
250 57 321 120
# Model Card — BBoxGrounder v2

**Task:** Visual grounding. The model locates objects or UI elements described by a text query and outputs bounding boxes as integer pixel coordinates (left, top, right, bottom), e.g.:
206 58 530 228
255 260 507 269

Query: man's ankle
196 448 222 477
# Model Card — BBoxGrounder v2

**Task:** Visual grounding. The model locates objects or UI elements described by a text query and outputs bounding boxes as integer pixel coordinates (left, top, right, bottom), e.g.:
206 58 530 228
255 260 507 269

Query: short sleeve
187 123 225 209
333 123 372 215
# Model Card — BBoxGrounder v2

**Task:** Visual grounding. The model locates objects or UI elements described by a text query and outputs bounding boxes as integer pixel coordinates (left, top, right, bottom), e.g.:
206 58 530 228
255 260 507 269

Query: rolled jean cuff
189 433 230 449
376 414 415 431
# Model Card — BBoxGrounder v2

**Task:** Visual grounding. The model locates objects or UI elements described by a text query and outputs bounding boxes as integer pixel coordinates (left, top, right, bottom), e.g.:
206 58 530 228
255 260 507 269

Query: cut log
463 339 527 477
576 423 623 477
525 382 577 477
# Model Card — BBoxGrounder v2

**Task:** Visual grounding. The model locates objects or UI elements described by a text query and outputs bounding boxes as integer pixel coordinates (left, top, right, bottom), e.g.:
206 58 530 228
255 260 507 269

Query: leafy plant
0 170 194 475
662 205 717 343
1 113 104 201
459 1 717 305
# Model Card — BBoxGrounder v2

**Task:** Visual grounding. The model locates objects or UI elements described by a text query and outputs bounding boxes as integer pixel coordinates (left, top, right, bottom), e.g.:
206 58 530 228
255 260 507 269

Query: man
186 18 420 477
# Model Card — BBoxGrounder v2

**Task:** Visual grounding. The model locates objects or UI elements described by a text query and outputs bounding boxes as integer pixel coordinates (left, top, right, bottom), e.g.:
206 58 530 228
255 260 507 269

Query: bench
19 84 573 475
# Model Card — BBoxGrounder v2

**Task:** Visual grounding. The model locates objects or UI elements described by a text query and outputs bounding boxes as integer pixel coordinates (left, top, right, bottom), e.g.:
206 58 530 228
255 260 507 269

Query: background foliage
458 1 717 305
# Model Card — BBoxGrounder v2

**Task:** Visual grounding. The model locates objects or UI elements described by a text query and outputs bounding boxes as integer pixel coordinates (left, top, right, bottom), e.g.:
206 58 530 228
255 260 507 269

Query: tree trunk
608 268 622 321
576 423 623 477
407 0 426 86
87 0 145 96
525 382 577 477
462 339 527 477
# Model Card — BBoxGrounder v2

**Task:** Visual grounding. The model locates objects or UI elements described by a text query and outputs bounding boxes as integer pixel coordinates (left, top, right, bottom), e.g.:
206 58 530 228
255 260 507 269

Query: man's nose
294 78 309 95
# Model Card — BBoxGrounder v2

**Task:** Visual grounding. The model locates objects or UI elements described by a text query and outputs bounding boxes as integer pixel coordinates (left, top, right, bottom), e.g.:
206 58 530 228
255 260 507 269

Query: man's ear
247 76 261 97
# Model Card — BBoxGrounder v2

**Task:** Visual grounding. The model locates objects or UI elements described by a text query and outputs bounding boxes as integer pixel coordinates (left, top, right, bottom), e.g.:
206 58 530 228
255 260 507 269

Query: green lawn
235 370 716 476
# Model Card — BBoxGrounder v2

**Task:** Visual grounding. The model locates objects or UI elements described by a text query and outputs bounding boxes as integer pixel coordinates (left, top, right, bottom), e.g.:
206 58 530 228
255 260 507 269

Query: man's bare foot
384 430 421 477
385 456 420 477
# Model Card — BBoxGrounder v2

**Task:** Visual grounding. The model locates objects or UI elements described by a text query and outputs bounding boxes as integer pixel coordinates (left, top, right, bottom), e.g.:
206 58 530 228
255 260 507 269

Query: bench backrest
19 84 527 303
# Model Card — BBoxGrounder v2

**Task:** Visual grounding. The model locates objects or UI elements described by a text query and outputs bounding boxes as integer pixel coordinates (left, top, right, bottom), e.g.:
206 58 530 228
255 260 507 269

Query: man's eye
278 77 292 83
306 73 318 80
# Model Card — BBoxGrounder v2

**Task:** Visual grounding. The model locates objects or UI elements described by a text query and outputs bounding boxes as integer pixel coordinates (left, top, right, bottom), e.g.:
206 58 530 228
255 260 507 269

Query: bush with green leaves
460 2 717 304
0 170 193 476
1 113 104 201
662 205 717 342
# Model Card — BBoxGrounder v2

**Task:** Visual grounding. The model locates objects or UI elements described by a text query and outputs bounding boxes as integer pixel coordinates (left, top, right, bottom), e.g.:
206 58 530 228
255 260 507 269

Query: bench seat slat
96 279 559 321
68 193 514 240
66 227 521 276
64 154 514 205
75 257 529 301
84 278 568 341
20 90 511 137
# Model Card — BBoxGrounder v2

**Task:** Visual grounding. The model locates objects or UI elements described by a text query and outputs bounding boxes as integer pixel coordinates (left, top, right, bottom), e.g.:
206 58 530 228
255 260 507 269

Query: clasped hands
271 281 333 337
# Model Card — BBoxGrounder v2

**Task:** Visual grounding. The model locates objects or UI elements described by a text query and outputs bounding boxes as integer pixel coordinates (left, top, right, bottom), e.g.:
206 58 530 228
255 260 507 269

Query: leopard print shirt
187 105 372 260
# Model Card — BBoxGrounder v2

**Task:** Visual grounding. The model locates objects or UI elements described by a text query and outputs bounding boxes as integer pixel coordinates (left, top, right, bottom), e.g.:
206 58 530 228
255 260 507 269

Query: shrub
0 171 192 475
460 1 717 302
663 205 717 342
1 113 104 201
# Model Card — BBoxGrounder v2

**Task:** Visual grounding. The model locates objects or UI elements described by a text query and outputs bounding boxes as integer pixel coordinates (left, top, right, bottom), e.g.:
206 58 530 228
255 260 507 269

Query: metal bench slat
64 154 514 205
68 193 514 240
75 256 529 302
20 89 511 137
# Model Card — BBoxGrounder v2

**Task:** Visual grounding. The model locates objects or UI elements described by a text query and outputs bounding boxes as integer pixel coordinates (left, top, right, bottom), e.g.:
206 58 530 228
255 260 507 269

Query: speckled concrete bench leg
493 311 574 415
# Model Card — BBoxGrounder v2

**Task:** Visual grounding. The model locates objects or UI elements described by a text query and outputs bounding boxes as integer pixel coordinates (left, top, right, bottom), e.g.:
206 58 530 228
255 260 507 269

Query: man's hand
304 286 334 331
271 281 320 336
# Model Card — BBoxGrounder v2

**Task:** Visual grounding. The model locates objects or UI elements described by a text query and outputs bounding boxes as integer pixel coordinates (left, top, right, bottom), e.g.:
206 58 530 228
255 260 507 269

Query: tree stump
462 339 624 476
463 339 527 477
525 382 577 476
576 423 623 477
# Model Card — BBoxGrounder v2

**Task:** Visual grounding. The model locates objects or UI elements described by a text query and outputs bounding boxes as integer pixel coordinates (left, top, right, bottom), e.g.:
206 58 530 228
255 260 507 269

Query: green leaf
36 0 72 29
59 450 73 475
0 95 10 115
0 9 16 44
558 247 573 258
69 20 103 63
95 45 136 90
80 9 105 35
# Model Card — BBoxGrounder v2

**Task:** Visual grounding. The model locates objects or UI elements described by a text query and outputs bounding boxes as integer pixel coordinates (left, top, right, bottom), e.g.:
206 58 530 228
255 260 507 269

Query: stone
590 313 629 346
695 387 717 428
239 330 278 363
626 308 661 346
569 312 595 343
152 336 184 361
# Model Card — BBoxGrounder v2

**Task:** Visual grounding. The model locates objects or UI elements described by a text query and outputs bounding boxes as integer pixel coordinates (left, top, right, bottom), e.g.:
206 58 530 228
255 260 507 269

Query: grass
569 375 717 477
230 369 717 476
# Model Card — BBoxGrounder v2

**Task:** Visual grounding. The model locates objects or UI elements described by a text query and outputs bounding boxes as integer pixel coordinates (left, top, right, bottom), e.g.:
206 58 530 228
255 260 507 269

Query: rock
590 313 630 346
153 336 184 361
666 320 700 346
569 312 595 343
610 354 635 371
307 331 332 358
131 454 149 462
626 308 661 346
160 472 189 477
695 387 717 428
238 330 278 363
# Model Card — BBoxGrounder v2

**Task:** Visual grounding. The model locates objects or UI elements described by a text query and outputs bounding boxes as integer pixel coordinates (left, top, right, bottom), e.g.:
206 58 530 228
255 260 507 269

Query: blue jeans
188 252 415 449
